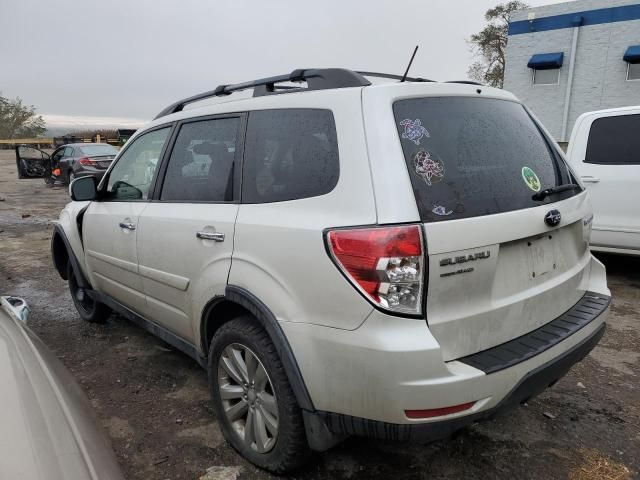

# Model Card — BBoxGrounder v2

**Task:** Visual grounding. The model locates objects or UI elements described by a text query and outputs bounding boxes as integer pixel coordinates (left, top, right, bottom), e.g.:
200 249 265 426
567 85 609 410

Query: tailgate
425 193 593 360
389 94 592 360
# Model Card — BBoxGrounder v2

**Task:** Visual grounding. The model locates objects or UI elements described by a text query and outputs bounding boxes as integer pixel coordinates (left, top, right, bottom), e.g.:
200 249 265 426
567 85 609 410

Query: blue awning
623 45 640 64
527 52 564 70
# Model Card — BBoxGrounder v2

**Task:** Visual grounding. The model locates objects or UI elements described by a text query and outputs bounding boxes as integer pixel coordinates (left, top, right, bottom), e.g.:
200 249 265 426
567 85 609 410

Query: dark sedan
16 143 118 184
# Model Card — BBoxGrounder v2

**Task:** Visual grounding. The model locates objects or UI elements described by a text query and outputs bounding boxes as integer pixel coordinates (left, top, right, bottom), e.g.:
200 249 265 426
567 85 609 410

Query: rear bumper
284 256 610 434
317 321 605 442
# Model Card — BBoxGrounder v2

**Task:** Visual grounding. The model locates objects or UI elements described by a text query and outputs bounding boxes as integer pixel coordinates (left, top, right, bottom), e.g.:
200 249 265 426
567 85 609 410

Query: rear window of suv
393 97 578 222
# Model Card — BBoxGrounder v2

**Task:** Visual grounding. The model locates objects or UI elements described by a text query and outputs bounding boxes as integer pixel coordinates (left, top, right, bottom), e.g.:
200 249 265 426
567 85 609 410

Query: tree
0 93 46 139
467 1 529 88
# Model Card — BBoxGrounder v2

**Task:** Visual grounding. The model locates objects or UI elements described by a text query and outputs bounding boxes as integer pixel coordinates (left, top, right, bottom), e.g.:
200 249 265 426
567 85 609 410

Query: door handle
119 222 136 230
581 175 600 183
196 231 225 242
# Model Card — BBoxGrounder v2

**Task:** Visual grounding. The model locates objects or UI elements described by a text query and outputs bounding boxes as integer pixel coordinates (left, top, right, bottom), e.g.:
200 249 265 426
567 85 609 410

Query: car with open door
566 106 640 256
16 143 118 185
52 68 610 473
0 295 125 479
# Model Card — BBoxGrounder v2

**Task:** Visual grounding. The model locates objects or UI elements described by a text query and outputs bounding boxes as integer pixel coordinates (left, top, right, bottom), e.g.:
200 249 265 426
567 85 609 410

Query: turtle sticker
414 150 445 186
521 166 541 192
432 205 453 216
400 118 430 145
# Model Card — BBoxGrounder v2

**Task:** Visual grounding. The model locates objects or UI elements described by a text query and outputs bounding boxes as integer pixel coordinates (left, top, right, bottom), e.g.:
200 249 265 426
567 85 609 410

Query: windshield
393 97 579 222
79 144 118 156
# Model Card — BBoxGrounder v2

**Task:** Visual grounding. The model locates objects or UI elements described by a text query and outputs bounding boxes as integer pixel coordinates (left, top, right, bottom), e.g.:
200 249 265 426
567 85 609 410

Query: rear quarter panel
228 88 376 330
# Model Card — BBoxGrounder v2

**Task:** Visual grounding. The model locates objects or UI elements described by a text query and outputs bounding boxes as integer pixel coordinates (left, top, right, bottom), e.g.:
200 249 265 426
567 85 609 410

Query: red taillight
326 225 424 314
405 402 476 419
79 157 97 166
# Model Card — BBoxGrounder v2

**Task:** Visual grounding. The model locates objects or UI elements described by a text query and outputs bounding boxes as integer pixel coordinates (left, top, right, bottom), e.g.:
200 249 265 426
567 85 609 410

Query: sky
0 0 565 129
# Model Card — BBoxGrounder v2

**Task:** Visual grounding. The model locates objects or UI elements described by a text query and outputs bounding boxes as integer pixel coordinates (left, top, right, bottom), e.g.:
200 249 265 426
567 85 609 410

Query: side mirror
1 296 30 323
70 176 98 201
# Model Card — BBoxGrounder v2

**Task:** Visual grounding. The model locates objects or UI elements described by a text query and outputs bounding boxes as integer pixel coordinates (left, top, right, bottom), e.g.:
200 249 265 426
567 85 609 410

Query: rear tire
67 262 111 323
208 316 311 473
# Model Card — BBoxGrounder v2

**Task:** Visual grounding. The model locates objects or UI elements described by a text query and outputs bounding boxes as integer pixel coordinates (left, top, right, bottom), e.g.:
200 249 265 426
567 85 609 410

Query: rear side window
585 114 640 165
393 97 577 222
160 117 239 202
242 109 339 203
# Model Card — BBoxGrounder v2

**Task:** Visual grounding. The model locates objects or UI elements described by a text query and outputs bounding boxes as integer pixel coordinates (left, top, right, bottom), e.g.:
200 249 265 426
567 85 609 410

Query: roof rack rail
154 68 371 119
445 80 484 86
357 71 435 83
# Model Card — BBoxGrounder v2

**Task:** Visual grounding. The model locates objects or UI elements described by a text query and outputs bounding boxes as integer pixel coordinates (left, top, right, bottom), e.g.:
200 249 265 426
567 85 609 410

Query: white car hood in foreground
0 302 124 480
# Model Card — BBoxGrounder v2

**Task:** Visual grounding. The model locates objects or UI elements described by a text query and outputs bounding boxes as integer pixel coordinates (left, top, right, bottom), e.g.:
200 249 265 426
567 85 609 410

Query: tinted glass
105 127 170 201
51 148 65 161
18 146 47 160
63 146 74 157
585 114 640 165
80 144 118 156
160 118 239 202
243 109 338 203
394 97 577 222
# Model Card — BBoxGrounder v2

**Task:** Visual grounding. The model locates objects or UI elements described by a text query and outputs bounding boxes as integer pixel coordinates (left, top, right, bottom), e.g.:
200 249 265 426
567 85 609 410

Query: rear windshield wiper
532 183 580 201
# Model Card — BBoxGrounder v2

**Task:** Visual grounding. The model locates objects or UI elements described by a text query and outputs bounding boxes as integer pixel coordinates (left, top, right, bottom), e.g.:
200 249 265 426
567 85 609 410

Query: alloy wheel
218 343 279 453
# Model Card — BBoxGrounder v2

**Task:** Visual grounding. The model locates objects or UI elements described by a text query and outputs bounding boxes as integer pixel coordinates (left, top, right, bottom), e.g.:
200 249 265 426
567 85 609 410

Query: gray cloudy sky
1 0 562 128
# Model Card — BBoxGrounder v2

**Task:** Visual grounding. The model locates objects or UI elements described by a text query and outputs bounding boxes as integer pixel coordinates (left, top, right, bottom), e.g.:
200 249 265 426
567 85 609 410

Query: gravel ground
0 149 638 480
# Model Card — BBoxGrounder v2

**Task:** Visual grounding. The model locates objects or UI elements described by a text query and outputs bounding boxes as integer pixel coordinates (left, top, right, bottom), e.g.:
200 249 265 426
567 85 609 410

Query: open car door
15 145 50 179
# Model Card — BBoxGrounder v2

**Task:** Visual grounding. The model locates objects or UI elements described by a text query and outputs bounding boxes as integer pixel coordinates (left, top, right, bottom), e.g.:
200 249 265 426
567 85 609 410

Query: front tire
67 262 111 323
208 316 311 473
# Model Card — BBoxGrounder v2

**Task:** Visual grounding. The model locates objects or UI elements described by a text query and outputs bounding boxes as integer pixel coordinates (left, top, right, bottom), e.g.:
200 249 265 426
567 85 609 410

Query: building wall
504 0 640 141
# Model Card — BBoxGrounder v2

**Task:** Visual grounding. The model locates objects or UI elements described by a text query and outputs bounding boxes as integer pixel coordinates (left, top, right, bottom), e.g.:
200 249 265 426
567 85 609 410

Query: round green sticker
521 166 541 192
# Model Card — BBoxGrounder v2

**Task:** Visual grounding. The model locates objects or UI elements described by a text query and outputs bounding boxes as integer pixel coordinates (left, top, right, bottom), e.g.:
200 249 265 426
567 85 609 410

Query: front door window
105 127 171 201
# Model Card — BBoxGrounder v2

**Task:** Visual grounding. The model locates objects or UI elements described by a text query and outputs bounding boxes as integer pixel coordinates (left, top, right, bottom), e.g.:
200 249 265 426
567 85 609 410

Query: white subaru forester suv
51 69 611 473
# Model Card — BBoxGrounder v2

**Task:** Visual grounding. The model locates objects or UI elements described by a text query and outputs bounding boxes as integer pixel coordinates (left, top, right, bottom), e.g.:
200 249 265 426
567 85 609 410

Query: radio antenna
400 45 419 82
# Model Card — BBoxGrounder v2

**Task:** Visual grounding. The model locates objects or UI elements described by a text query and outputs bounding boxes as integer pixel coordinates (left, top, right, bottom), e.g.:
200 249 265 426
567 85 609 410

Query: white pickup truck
566 106 640 256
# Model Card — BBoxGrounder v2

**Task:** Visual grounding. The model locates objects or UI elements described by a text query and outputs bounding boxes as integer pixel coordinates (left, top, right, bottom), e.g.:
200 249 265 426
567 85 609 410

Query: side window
63 146 74 157
160 117 239 202
242 109 339 203
585 114 640 165
52 148 65 161
105 127 170 201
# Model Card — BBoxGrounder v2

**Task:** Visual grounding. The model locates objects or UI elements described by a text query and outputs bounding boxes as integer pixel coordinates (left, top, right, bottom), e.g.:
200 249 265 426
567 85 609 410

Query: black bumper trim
458 291 610 374
318 322 605 443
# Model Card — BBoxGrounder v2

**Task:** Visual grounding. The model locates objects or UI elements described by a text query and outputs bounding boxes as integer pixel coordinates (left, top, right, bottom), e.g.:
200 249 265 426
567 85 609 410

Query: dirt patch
569 449 633 480
1 149 639 479
590 346 640 376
